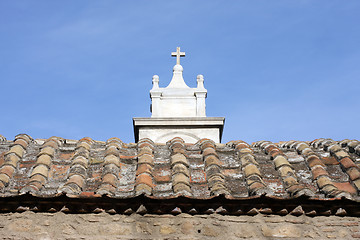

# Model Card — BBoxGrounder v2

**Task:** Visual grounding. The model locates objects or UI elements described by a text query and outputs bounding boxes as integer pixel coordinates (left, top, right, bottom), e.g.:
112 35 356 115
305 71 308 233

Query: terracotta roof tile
200 139 229 196
0 135 359 215
347 167 360 181
288 141 350 198
66 175 85 190
312 139 360 194
0 173 10 186
169 138 191 195
255 141 313 197
0 135 6 142
333 182 357 194
134 138 155 196
58 138 91 195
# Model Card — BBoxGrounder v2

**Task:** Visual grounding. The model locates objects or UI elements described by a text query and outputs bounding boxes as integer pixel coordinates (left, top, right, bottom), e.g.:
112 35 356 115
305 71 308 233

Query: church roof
0 134 359 216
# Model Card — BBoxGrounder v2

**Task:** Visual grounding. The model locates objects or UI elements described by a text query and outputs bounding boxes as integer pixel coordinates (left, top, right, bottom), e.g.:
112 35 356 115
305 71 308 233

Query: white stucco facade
133 117 225 143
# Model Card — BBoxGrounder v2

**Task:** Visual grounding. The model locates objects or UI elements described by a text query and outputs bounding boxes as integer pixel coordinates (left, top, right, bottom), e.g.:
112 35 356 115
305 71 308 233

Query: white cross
171 47 185 65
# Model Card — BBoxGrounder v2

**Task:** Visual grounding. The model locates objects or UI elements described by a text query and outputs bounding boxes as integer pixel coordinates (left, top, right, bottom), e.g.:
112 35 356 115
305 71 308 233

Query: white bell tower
133 47 225 143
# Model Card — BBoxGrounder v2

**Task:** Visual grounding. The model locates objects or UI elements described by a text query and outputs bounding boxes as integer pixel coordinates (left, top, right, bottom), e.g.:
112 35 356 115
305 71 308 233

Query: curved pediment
155 131 200 143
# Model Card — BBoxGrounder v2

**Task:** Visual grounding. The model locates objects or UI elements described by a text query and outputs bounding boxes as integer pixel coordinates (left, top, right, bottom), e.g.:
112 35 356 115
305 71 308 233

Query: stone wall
0 212 359 239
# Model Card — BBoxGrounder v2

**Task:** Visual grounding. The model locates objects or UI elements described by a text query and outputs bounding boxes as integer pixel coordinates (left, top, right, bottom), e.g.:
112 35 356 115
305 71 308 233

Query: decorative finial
171 47 185 65
152 75 159 89
197 75 205 89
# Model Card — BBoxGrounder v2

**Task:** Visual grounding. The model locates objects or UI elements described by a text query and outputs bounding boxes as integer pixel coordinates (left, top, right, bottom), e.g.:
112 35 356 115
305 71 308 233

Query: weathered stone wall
0 212 359 239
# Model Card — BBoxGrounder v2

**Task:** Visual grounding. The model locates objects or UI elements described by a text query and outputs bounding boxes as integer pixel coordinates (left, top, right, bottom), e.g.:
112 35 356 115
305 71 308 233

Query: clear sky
1 1 359 143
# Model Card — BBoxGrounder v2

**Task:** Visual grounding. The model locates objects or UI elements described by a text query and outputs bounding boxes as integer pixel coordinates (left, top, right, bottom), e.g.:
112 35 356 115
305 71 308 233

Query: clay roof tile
0 136 358 215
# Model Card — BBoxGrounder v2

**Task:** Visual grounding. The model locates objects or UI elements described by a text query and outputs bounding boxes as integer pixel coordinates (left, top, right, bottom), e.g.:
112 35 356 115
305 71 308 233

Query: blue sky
1 1 359 143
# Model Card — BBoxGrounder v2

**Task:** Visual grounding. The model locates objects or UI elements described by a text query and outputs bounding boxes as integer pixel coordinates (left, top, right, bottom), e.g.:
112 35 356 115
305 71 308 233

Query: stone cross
171 47 185 65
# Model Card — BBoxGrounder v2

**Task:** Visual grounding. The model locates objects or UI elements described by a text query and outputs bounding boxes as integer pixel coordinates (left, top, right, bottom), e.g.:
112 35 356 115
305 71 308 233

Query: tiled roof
0 134 359 216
